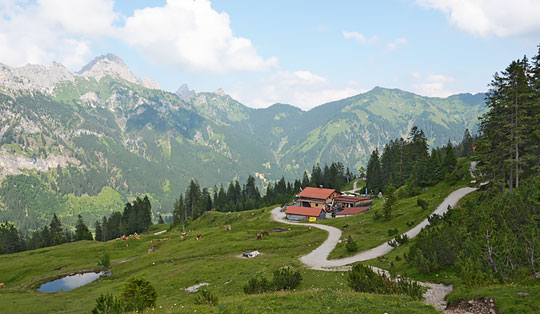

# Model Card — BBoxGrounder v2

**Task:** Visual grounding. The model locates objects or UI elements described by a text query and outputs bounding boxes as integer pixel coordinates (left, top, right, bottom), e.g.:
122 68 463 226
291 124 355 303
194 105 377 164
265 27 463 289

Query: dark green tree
366 148 383 193
94 220 103 242
74 215 93 241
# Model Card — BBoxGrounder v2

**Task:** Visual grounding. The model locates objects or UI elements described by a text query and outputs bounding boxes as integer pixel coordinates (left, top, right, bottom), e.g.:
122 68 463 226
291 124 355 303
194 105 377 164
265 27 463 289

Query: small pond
38 271 110 292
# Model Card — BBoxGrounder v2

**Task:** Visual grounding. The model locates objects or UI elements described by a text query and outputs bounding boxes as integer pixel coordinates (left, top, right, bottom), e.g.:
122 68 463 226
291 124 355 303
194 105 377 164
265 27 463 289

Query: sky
0 0 539 110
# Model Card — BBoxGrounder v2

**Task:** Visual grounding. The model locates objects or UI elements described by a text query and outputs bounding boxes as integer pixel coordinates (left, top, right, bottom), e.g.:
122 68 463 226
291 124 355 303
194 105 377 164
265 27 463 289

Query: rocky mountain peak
215 88 227 97
78 53 139 84
76 53 160 90
0 61 75 92
175 83 195 100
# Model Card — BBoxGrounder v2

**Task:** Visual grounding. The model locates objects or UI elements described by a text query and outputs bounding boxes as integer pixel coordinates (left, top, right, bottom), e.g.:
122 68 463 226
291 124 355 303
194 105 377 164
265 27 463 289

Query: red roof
285 206 323 217
297 187 336 200
335 206 370 216
334 196 371 202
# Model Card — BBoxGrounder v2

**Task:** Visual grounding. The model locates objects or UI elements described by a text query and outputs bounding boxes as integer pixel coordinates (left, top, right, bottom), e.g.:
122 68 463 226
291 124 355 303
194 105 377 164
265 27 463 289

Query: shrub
395 277 423 299
194 288 219 306
388 234 409 248
347 264 422 299
92 293 123 314
347 264 390 294
346 235 358 253
243 276 272 294
120 277 158 312
417 198 429 211
243 268 302 294
97 252 110 269
272 267 302 291
387 228 399 236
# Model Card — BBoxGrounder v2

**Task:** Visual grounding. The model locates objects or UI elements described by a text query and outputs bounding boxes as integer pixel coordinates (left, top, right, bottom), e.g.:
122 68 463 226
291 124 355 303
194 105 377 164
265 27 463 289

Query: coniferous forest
407 45 540 283
1 162 353 252
171 162 354 225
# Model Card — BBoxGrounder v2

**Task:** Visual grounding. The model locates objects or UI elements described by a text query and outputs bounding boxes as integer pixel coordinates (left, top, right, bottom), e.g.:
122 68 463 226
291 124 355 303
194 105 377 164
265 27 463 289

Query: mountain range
0 53 486 230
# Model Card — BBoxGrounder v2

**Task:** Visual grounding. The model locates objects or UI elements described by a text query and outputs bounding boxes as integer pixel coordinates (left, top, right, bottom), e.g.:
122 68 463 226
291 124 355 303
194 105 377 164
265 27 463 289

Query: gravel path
271 186 476 268
271 185 477 312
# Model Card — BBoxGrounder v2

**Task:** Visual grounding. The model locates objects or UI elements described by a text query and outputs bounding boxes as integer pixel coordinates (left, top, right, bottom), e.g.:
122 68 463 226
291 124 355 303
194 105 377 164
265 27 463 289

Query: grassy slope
320 159 471 259
362 184 540 313
0 205 434 313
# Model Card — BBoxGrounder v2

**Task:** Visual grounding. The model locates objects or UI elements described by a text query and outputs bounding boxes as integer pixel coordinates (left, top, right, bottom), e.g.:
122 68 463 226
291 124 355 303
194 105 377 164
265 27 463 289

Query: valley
0 54 486 230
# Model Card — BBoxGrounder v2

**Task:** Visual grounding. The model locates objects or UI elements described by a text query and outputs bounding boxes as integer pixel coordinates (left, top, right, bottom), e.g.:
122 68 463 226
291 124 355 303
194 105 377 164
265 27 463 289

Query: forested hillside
0 54 486 231
407 45 540 285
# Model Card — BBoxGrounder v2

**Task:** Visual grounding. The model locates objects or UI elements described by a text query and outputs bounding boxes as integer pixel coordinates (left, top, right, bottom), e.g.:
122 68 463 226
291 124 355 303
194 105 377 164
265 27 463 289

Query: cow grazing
123 243 128 247
261 231 269 237
224 225 231 231
181 232 187 237
196 234 202 240
121 235 127 240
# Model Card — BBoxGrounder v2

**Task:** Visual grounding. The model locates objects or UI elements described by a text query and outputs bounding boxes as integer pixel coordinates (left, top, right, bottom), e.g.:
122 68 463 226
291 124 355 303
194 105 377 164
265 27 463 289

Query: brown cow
196 234 202 240
123 243 128 247
0 283 5 288
224 225 231 231
121 235 127 240
181 232 187 237
261 231 269 237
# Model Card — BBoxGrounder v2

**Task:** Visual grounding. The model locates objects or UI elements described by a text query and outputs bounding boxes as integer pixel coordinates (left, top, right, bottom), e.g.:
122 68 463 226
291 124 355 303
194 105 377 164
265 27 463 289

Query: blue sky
1 0 539 109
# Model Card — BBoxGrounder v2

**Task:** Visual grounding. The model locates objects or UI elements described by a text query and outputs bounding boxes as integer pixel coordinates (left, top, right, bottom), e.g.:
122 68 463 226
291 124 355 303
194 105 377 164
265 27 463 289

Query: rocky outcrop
0 62 74 92
0 53 160 93
175 83 195 99
0 149 79 177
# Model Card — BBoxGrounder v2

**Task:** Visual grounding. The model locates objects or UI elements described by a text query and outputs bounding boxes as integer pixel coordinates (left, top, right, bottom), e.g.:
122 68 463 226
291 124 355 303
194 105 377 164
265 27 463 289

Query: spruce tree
366 149 383 193
75 215 93 241
95 220 103 242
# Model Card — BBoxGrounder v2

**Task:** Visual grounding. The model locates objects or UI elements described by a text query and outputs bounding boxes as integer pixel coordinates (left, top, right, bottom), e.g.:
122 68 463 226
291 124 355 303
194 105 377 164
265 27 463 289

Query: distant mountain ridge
0 54 487 230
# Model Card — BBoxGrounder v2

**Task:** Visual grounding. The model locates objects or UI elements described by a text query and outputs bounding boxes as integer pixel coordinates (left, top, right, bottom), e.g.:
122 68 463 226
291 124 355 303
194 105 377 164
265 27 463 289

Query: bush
347 264 390 294
387 228 399 236
243 276 272 294
417 198 429 211
92 293 123 314
272 267 302 291
194 288 219 306
120 277 158 312
243 268 302 294
388 234 409 248
347 264 422 299
346 235 358 252
97 252 110 269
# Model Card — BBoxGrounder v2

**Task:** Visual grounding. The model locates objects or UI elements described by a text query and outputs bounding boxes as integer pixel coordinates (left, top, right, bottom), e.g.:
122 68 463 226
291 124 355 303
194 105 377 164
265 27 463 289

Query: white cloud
0 0 117 69
386 38 407 51
229 71 364 110
411 73 456 97
121 0 277 72
343 31 378 43
417 0 540 37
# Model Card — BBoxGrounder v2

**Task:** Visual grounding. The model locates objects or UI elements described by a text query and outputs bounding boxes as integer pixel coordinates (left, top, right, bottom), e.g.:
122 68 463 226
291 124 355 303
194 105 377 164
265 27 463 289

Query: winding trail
271 185 477 312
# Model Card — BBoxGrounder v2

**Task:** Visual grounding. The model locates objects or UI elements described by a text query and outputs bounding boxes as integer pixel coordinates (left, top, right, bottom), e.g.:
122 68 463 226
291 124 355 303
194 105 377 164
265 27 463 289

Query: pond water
38 271 109 292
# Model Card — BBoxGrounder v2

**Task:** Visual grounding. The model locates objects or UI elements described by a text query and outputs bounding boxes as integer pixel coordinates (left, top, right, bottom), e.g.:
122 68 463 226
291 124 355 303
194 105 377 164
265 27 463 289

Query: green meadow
0 206 434 313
